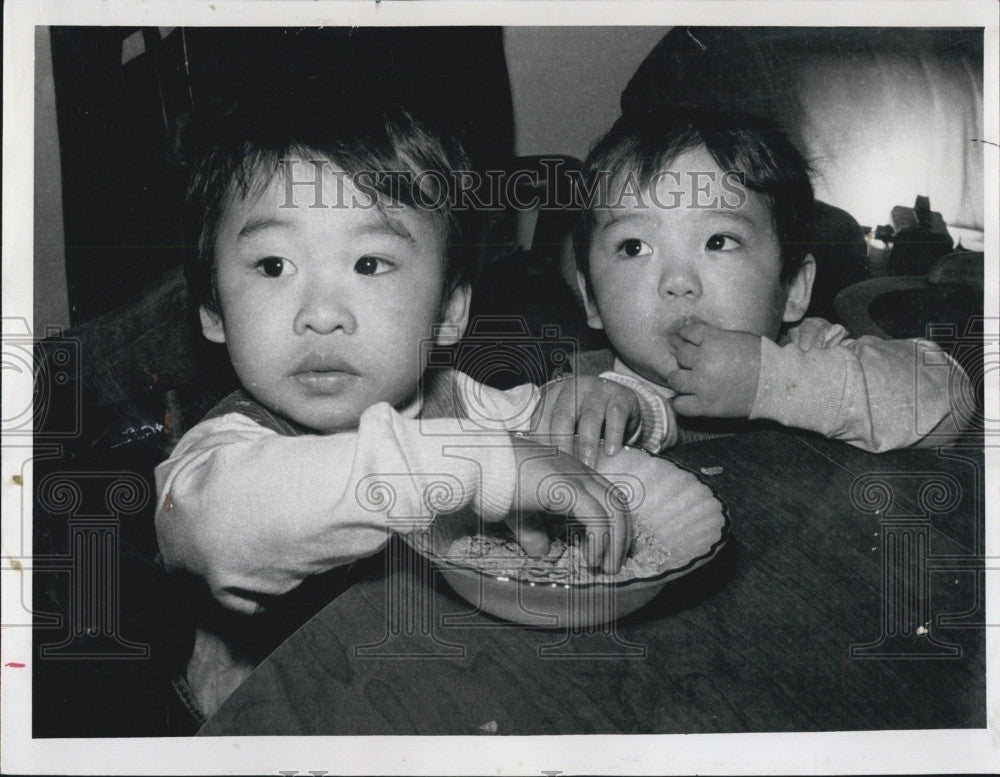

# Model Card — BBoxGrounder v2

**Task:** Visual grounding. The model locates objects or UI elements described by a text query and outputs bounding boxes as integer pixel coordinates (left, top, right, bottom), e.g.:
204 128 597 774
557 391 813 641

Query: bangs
184 95 473 314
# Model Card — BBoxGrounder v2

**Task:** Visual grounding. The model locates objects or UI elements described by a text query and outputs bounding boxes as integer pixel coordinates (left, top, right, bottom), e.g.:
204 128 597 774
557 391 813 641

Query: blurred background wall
33 26 985 335
504 26 670 160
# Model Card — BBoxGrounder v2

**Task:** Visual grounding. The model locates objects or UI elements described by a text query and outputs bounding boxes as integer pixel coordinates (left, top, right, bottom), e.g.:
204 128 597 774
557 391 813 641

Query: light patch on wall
121 29 145 66
504 27 670 160
795 52 983 232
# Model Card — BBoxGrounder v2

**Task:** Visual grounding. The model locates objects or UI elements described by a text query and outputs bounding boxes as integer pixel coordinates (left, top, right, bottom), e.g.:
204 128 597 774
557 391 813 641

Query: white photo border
3 1 998 774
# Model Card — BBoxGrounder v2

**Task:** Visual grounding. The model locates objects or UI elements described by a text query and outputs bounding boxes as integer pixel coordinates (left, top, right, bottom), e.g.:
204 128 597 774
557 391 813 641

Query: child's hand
507 436 633 575
666 320 762 417
531 376 641 468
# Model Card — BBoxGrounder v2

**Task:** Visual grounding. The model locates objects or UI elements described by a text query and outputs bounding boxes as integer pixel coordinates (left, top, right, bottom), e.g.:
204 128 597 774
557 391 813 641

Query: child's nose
293 287 357 336
657 258 702 299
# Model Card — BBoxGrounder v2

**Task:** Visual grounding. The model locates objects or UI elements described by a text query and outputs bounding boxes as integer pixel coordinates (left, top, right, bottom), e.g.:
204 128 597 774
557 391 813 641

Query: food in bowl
445 511 674 584
403 445 729 627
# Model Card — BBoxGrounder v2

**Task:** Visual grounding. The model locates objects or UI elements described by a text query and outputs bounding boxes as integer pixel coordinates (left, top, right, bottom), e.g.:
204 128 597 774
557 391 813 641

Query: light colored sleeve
154 403 517 615
449 371 541 433
598 371 678 453
749 318 970 452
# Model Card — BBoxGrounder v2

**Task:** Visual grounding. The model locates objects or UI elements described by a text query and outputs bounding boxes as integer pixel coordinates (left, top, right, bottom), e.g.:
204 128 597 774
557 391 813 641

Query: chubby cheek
225 306 282 353
719 286 786 338
218 306 289 384
362 307 441 398
691 263 782 333
592 267 635 318
376 300 432 355
596 301 680 382
595 269 661 336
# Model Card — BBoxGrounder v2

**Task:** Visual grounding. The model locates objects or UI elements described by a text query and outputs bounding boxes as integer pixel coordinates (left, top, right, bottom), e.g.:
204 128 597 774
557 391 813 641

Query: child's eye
354 256 394 276
617 238 652 258
256 256 295 277
705 234 740 251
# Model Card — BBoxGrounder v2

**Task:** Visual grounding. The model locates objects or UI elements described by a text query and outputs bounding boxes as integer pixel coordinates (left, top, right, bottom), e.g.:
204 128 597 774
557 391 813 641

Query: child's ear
199 306 227 344
434 282 471 347
782 254 816 323
575 269 605 330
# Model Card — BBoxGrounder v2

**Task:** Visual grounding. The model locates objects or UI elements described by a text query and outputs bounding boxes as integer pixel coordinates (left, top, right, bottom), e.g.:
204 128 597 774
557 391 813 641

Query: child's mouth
293 355 360 393
294 370 358 394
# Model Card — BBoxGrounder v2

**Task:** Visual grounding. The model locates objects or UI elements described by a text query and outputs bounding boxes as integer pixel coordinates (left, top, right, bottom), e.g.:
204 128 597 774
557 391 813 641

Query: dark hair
184 88 475 315
574 106 815 288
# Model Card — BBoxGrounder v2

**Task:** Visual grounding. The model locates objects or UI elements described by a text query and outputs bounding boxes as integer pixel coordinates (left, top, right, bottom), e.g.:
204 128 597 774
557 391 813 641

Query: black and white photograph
3 1 998 774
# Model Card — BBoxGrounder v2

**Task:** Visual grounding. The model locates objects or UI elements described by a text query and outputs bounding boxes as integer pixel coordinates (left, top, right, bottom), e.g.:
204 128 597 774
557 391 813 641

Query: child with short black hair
156 92 645 719
545 106 969 450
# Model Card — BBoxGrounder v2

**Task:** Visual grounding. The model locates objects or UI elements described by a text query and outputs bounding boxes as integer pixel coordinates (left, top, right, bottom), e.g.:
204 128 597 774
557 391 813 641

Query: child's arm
155 404 630 615
154 406 511 615
528 375 674 466
666 318 971 451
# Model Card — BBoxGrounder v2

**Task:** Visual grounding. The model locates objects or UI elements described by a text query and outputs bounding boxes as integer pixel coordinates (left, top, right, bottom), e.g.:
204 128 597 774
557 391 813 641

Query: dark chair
31 267 239 737
834 250 984 414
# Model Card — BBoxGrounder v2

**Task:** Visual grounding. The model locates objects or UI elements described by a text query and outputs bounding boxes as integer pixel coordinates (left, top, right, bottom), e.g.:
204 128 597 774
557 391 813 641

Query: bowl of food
402 446 729 628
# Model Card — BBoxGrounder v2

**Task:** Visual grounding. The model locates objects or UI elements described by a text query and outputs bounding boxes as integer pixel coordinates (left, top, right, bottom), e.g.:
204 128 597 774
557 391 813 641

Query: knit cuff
598 371 678 452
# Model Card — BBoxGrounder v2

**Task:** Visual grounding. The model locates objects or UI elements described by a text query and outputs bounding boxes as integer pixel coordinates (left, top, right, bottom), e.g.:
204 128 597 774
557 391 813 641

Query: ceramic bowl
403 446 729 628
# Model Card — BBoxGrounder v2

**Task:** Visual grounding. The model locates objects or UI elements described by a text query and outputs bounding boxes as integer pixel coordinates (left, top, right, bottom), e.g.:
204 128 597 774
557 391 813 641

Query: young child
547 107 969 452
154 95 649 720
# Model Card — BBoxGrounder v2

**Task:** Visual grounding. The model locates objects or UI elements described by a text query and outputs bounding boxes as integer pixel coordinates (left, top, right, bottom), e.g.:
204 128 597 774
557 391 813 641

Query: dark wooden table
199 431 985 735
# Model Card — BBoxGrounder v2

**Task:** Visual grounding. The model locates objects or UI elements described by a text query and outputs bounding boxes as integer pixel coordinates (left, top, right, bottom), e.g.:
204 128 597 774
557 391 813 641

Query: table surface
199 431 985 735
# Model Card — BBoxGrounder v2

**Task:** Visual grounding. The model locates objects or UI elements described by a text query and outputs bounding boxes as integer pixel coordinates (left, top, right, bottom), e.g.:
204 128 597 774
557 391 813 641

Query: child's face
200 159 468 433
581 144 813 386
